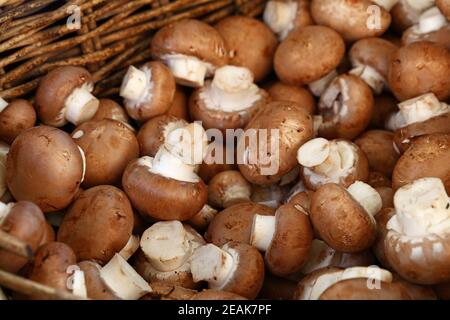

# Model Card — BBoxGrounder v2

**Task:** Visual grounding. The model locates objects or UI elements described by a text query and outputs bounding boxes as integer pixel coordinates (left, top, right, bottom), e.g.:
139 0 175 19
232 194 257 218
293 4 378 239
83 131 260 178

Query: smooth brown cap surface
78 261 119 300
0 99 36 144
266 82 316 114
92 99 130 124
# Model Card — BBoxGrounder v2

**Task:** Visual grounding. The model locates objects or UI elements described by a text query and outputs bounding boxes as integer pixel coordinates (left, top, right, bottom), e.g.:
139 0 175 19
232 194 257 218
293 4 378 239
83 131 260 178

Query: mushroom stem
398 93 450 127
385 111 406 131
0 286 6 300
308 70 337 97
313 116 323 137
300 239 337 275
405 0 435 12
190 244 236 290
162 54 212 88
77 146 86 184
349 65 385 94
64 83 99 125
165 122 207 165
140 221 191 272
0 201 12 225
120 65 150 101
250 214 276 252
149 149 200 183
0 97 8 113
202 66 261 112
0 229 33 259
119 234 140 261
263 0 298 40
100 254 151 300
419 6 448 33
347 181 382 216
372 0 399 11
66 266 87 299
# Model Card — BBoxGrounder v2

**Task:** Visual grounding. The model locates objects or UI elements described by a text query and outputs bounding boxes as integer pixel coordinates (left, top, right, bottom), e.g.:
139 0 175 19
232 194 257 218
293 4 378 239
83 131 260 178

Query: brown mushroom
166 86 189 121
318 74 374 140
368 171 392 188
187 204 219 231
297 138 369 191
6 126 84 212
91 99 130 125
57 185 134 264
437 0 450 19
198 141 237 184
77 261 119 300
391 0 433 32
237 100 314 185
208 170 252 208
372 94 398 129
190 241 265 299
403 24 450 50
310 182 381 252
0 99 36 145
35 66 99 127
266 81 316 114
392 133 450 193
151 19 228 87
274 25 345 86
388 41 450 101
258 274 297 300
373 207 395 269
310 0 391 42
215 15 277 82
120 61 176 122
0 201 46 273
72 119 139 187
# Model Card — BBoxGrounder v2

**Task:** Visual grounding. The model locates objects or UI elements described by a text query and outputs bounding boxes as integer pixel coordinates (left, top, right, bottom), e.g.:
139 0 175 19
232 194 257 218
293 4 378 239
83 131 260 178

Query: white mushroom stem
201 65 261 112
0 201 12 225
66 266 87 298
388 178 450 237
164 122 208 165
190 244 237 290
302 267 393 300
385 111 406 131
149 149 200 183
398 93 450 127
250 214 276 252
349 65 385 94
100 254 151 300
347 181 383 216
263 0 298 40
419 6 448 33
313 115 323 137
405 0 435 12
308 70 338 97
64 83 99 125
120 66 148 100
0 142 9 199
0 97 8 113
297 138 331 167
77 146 86 184
222 184 252 207
162 54 214 88
140 221 192 272
119 234 140 260
372 0 399 11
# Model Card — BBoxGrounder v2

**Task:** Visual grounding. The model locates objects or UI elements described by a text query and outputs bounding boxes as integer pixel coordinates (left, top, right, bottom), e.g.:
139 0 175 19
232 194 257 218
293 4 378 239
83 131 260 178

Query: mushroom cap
388 41 450 101
393 113 450 154
72 119 139 188
137 115 188 157
40 222 56 246
166 86 189 121
189 83 269 133
220 241 265 299
392 133 450 193
36 66 94 126
57 185 134 264
349 37 398 80
238 101 314 185
192 289 246 300
151 19 228 67
376 186 394 210
310 0 391 42
198 142 237 183
215 16 277 82
0 201 46 273
319 74 374 140
437 0 450 19
92 99 130 124
208 170 252 208
319 277 436 300
258 274 297 300
373 207 395 270
265 203 313 277
371 94 398 129
355 130 399 176
205 202 274 246
391 1 420 33
6 126 84 212
122 159 207 221
266 82 316 114
124 61 176 121
293 266 341 299
310 183 377 253
78 261 119 300
27 242 76 299
402 25 450 51
0 99 36 144
368 171 392 188
274 25 345 85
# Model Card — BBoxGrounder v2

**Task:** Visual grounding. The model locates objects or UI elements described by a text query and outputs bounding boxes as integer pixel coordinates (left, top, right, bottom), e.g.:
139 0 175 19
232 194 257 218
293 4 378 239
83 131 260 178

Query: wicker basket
0 0 266 100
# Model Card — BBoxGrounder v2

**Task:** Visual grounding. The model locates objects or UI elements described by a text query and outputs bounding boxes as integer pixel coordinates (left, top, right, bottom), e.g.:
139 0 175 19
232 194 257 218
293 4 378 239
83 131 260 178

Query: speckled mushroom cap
122 158 208 221
72 119 139 188
151 19 228 69
0 201 46 273
205 202 274 246
274 25 345 85
6 126 84 212
0 99 36 144
266 82 316 114
310 0 392 42
215 15 277 82
36 66 95 127
388 41 450 101
57 185 134 264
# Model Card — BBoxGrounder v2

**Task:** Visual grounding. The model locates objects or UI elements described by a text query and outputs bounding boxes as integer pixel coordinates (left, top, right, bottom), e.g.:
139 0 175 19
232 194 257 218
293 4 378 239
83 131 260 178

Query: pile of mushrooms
1 0 450 301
